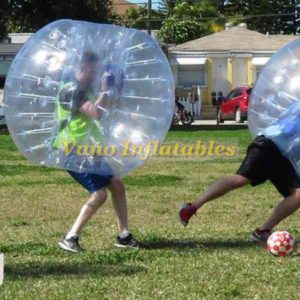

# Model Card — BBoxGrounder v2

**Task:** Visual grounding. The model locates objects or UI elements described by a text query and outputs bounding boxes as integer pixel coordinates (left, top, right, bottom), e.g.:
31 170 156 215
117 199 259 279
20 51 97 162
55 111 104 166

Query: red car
218 86 252 124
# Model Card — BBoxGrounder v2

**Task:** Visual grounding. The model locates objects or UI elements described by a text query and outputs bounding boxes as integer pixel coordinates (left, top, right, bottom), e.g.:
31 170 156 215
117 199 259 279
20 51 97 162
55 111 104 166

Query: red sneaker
179 203 197 226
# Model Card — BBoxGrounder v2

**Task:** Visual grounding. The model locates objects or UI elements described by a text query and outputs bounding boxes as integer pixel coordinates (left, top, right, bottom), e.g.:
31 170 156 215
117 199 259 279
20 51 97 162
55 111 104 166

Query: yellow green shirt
53 82 103 149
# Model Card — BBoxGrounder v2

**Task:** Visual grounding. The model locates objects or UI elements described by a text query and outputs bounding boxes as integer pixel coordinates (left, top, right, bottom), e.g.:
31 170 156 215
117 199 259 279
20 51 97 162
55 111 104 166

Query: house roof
0 43 23 55
111 0 137 15
170 26 299 53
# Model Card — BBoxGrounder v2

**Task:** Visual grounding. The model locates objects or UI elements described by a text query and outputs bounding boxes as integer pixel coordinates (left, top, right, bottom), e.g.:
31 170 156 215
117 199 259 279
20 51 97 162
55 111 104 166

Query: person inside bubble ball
54 51 140 252
179 132 300 243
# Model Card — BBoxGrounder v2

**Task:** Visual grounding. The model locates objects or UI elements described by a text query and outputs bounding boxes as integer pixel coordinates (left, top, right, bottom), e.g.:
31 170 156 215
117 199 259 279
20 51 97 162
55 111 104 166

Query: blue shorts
68 170 113 194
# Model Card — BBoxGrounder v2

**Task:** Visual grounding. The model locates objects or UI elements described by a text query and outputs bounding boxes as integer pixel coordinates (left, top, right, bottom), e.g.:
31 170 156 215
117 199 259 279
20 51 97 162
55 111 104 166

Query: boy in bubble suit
55 52 140 252
179 130 300 243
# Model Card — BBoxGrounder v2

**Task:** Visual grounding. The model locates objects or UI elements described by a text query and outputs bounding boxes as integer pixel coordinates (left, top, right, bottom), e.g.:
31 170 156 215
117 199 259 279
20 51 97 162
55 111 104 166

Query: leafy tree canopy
158 0 220 44
1 0 113 39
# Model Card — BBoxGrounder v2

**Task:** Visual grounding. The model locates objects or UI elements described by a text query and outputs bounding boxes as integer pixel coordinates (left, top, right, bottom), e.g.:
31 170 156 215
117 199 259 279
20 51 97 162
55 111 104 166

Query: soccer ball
266 231 296 257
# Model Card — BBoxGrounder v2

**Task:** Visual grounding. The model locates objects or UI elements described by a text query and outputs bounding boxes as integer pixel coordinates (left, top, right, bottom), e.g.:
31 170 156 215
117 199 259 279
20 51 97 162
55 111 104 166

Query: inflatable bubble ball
4 20 175 176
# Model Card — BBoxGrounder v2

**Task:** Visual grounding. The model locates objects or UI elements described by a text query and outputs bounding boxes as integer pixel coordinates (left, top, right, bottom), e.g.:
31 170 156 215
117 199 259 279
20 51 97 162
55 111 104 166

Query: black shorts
237 135 300 197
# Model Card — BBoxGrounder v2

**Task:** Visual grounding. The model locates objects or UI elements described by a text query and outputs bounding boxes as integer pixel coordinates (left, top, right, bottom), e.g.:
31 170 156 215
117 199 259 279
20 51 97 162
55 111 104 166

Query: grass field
1 129 300 299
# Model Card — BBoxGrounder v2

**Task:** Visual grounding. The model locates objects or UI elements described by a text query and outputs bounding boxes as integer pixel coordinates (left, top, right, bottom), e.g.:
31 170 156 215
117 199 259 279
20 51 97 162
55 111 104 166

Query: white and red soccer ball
266 231 296 257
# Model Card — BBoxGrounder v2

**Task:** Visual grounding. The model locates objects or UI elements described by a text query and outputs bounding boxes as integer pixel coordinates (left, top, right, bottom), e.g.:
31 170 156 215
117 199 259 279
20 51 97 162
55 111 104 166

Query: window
234 88 243 97
4 55 14 61
246 88 252 95
226 90 236 99
226 88 243 100
177 64 205 86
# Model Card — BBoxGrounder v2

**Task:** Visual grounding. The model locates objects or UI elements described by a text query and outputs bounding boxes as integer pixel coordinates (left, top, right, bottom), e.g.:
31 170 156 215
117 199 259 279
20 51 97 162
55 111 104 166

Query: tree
158 0 180 16
250 0 300 35
115 5 164 30
158 18 211 44
158 0 219 44
158 0 226 18
225 0 300 34
6 0 113 34
0 0 10 39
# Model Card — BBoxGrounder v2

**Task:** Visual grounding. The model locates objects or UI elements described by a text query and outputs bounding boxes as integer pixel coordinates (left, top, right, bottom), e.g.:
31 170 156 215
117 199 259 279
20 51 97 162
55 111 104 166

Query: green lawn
1 129 300 299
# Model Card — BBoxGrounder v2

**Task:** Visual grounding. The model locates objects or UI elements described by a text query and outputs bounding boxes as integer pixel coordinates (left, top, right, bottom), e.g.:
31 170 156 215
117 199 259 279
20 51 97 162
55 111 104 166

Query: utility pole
147 0 152 36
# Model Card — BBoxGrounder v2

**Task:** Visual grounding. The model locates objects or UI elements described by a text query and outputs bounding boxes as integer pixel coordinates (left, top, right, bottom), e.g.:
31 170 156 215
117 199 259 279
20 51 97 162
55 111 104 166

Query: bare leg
192 174 250 209
108 177 128 233
260 188 300 231
68 188 107 236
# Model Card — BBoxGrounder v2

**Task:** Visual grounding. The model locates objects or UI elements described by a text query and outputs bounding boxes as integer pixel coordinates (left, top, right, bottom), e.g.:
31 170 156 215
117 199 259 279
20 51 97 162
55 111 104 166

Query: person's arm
78 91 112 119
78 100 102 119
78 71 117 119
74 85 108 120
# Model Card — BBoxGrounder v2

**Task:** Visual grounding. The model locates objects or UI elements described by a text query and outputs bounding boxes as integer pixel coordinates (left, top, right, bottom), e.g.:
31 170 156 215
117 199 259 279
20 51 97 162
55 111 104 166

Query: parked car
217 86 252 124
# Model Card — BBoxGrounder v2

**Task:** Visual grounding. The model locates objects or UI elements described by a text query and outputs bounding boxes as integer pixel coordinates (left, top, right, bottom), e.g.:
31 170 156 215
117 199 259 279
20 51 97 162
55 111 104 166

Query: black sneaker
115 233 139 249
58 235 84 253
250 228 272 244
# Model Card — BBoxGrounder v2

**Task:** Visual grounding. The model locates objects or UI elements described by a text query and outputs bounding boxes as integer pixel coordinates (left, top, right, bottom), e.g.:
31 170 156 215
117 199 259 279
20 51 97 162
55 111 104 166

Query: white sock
66 232 79 240
119 230 130 239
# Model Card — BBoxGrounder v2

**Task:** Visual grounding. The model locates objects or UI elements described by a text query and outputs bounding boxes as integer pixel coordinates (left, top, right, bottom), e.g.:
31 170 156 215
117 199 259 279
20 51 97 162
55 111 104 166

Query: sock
66 232 79 240
119 230 130 239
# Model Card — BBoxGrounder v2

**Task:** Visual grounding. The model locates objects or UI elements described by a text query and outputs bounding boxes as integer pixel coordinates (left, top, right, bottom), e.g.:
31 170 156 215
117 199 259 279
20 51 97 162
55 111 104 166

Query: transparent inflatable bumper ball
4 20 175 176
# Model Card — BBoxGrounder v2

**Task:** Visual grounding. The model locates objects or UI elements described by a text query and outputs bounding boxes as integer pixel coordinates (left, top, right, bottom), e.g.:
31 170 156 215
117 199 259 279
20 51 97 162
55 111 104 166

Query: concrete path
171 119 248 130
193 119 248 126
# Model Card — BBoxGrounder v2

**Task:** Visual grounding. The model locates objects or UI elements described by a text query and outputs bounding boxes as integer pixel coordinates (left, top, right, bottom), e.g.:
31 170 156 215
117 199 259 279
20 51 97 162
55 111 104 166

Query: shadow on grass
2 242 145 279
5 262 145 280
0 242 142 261
143 238 258 250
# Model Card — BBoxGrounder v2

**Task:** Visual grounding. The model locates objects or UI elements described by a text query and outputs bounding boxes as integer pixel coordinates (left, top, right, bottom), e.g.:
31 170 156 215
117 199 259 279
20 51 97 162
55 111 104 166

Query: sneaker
115 233 139 249
179 203 197 226
58 235 84 253
250 228 272 243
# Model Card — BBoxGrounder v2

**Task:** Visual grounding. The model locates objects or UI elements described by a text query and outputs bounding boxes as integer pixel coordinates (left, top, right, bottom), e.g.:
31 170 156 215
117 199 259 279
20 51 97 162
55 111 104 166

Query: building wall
247 58 253 86
232 58 247 87
172 54 272 109
211 57 228 97
171 64 178 85
252 65 263 83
